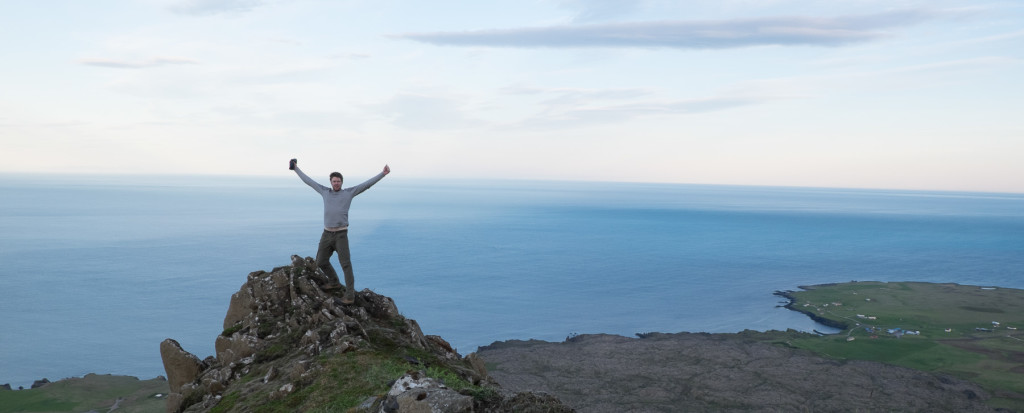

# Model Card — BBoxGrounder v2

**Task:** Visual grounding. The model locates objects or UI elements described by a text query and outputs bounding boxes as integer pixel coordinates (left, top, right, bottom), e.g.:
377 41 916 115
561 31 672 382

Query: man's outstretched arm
290 158 328 192
351 164 390 196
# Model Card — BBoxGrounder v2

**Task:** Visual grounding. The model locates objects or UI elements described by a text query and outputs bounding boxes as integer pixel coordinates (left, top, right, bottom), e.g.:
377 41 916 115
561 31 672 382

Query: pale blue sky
2 0 1022 192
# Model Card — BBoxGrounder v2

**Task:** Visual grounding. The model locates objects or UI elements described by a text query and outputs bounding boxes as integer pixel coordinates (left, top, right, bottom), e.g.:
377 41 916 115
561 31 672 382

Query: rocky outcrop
160 256 572 413
383 371 474 413
159 339 207 411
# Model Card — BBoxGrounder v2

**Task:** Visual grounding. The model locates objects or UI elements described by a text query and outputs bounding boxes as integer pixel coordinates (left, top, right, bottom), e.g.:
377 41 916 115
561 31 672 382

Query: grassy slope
0 374 168 413
782 281 1024 410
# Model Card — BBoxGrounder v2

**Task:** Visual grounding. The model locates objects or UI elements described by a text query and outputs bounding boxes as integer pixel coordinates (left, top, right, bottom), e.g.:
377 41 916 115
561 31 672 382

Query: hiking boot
341 290 355 305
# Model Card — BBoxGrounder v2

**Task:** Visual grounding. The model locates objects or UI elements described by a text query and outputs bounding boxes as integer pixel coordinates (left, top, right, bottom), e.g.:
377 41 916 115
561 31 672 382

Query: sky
1 0 1022 193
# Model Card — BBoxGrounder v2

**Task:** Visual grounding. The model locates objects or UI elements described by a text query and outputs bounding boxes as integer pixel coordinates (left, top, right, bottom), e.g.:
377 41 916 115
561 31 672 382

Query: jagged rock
464 353 490 384
426 335 459 360
30 378 50 389
215 332 259 365
160 338 206 413
163 255 574 413
161 339 205 392
1 383 11 391
360 290 402 319
402 318 429 349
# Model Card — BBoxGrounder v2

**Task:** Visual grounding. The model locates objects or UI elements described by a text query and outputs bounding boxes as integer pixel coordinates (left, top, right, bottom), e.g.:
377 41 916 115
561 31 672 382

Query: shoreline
773 287 851 331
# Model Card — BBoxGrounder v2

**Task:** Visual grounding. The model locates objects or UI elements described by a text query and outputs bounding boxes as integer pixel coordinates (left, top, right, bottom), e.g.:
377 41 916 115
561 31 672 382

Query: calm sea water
1 174 1023 388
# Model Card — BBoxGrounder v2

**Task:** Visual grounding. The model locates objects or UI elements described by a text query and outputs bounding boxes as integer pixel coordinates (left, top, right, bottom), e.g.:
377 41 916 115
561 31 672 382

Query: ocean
1 174 1023 389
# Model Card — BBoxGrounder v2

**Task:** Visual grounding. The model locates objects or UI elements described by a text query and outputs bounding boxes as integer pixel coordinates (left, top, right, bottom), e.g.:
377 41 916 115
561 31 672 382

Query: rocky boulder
382 371 474 413
159 338 207 412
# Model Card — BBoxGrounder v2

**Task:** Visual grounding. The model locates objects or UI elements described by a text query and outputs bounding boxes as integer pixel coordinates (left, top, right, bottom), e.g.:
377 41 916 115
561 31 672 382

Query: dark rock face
478 332 999 413
30 378 50 389
160 256 573 413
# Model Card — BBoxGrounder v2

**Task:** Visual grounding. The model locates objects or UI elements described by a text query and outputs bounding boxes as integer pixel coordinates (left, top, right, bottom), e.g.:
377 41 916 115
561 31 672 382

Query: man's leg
315 230 342 287
335 230 356 303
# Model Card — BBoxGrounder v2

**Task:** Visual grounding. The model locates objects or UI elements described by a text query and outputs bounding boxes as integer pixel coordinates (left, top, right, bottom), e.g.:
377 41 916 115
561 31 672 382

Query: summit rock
160 255 572 413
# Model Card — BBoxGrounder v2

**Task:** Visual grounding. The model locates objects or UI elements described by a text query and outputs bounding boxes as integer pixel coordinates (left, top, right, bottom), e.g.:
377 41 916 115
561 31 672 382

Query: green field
780 281 1024 410
0 374 167 413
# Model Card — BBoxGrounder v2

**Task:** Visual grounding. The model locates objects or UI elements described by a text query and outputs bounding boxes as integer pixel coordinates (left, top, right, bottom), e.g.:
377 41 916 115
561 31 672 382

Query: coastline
773 287 851 331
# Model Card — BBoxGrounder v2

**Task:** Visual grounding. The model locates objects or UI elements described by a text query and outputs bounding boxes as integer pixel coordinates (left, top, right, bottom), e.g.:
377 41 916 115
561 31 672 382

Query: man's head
329 172 343 191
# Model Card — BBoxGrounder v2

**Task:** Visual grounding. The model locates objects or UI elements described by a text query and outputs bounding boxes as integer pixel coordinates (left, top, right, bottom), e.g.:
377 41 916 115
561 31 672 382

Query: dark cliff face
160 256 573 413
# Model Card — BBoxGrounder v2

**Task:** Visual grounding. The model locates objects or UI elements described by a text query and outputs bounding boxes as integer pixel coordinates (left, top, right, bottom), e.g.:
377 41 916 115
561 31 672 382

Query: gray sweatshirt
294 166 386 229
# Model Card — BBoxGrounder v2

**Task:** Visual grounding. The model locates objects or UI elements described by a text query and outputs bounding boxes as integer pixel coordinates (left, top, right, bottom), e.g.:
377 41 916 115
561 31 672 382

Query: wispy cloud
394 9 940 49
79 57 200 69
166 0 266 16
518 96 771 129
504 86 779 129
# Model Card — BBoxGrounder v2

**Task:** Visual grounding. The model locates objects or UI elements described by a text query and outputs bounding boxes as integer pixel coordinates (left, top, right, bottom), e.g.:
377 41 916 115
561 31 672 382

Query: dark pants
316 229 354 292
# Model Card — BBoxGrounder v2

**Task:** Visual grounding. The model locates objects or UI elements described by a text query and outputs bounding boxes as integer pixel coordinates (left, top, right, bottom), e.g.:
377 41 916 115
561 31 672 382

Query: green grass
213 346 498 413
0 374 168 413
784 281 1024 410
210 391 241 413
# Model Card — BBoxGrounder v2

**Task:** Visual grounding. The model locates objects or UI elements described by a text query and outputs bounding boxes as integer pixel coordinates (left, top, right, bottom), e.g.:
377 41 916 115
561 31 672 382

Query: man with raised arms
290 158 390 304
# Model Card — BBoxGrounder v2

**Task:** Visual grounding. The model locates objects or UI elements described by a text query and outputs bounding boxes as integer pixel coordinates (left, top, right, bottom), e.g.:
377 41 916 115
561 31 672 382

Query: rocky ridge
160 255 572 413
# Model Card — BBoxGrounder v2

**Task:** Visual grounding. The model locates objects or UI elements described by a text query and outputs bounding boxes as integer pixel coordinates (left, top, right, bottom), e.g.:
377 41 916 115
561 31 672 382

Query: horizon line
1 171 1022 196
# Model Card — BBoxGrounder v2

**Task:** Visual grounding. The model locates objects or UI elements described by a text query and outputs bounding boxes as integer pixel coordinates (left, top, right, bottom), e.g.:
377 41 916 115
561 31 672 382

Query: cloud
521 97 770 129
503 86 778 129
79 57 200 69
393 9 939 49
374 94 484 130
166 0 265 16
